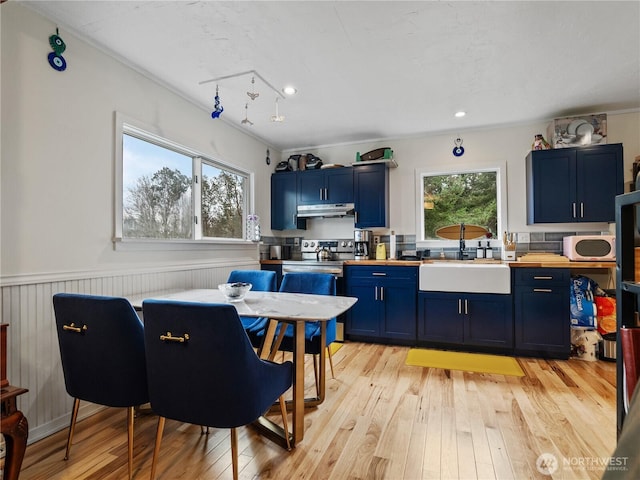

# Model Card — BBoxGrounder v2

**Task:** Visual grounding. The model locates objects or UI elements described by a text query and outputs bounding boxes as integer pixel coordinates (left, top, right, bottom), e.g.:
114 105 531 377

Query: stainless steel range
281 239 354 277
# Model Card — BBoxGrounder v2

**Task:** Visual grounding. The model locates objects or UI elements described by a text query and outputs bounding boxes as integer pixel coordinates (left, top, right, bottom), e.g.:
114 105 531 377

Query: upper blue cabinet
271 171 307 230
354 163 389 228
297 168 354 205
271 162 390 230
526 143 623 224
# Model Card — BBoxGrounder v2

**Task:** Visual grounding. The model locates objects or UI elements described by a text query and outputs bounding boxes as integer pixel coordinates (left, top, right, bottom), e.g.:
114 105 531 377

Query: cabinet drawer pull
372 272 387 276
533 288 553 293
533 276 553 280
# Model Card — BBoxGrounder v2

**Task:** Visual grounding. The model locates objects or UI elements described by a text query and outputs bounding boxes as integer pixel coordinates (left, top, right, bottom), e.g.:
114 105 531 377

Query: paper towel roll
389 231 396 259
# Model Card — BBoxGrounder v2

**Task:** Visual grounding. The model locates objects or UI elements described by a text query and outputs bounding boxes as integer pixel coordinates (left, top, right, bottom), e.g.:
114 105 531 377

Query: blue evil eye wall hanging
211 85 224 119
48 29 67 72
453 137 465 157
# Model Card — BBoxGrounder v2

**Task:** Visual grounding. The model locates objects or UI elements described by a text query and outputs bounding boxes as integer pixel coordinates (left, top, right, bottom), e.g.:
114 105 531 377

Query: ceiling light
283 85 297 96
455 111 466 118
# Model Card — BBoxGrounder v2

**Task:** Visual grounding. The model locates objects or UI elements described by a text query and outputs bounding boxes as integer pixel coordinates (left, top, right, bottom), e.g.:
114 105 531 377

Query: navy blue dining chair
226 269 276 347
258 272 337 396
143 299 293 480
52 293 149 480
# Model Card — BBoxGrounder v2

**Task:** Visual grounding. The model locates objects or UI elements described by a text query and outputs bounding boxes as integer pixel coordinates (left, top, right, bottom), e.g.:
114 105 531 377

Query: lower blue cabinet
513 268 570 359
345 266 416 344
418 291 513 351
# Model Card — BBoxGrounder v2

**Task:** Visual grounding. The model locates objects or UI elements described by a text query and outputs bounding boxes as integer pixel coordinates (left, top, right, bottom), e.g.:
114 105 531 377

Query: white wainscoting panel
0 261 257 443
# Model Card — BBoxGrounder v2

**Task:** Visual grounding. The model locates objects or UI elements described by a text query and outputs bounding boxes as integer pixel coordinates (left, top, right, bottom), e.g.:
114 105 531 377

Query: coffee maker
354 229 372 260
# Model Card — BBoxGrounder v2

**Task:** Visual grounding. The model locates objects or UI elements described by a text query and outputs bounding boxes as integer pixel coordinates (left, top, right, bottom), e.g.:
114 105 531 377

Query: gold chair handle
63 323 87 333
160 332 189 343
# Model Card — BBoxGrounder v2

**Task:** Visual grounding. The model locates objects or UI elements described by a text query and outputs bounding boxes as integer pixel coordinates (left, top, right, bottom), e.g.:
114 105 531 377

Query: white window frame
414 161 509 250
113 112 255 251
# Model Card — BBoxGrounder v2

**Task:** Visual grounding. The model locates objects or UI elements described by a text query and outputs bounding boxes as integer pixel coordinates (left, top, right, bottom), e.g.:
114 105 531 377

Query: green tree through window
122 132 248 240
423 171 497 239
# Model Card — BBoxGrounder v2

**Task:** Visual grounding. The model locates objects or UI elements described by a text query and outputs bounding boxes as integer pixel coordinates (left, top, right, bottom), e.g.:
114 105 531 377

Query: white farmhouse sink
419 262 511 294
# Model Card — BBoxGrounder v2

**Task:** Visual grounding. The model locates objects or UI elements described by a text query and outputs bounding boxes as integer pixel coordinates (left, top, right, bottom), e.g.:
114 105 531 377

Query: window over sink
415 162 508 249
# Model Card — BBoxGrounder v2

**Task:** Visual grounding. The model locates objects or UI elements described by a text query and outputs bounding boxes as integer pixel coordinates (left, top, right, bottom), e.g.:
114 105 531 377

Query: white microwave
563 235 615 261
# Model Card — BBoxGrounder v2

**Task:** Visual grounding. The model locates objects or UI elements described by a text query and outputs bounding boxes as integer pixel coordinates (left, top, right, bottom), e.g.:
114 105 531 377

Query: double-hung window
115 116 252 247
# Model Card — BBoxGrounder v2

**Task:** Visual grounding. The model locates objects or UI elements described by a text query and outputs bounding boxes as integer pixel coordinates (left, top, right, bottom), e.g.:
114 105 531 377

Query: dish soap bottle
485 241 493 259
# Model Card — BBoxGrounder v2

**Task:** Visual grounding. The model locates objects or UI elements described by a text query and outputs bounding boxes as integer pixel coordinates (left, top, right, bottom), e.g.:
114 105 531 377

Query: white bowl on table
218 282 252 302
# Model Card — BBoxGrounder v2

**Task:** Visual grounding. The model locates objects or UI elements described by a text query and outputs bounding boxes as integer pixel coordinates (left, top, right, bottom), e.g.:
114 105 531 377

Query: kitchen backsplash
262 230 606 260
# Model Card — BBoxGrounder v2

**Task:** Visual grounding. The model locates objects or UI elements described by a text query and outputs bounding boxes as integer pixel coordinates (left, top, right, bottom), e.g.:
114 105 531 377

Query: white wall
291 112 639 240
1 3 278 280
0 3 276 442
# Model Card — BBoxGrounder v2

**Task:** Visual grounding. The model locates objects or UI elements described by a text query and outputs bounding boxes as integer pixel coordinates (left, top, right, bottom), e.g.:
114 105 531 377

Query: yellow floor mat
406 348 524 376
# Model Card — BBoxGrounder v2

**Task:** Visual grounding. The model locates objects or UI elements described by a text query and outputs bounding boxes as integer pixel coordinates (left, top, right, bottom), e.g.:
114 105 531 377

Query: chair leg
64 398 81 460
150 416 166 480
311 348 335 397
327 345 335 378
268 325 287 361
313 354 320 397
278 395 291 451
127 406 135 480
230 427 239 480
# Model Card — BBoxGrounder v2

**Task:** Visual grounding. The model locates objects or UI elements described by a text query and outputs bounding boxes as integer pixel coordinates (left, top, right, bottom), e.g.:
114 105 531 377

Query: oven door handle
281 265 343 277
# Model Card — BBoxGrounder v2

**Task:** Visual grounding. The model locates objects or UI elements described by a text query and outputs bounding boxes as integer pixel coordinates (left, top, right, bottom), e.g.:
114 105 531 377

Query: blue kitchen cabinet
526 143 623 224
513 268 570 359
271 171 306 230
345 265 416 344
417 292 464 344
297 168 353 205
353 163 389 228
418 292 513 351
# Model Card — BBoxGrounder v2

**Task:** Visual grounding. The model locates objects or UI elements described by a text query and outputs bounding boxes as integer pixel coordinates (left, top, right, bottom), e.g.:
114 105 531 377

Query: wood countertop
261 259 615 269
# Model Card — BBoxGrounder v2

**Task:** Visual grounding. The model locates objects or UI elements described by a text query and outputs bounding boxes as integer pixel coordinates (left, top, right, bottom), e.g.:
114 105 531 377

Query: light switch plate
518 232 531 243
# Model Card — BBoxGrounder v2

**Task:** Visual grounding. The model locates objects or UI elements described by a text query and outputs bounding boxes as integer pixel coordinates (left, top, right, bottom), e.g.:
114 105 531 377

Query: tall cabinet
526 143 623 224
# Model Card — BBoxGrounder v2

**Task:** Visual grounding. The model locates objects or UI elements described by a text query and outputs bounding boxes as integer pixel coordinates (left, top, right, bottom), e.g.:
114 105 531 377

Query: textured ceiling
22 0 640 151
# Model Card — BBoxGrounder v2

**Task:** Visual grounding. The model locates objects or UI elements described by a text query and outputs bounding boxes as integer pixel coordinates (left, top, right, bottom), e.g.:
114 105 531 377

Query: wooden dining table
129 288 357 448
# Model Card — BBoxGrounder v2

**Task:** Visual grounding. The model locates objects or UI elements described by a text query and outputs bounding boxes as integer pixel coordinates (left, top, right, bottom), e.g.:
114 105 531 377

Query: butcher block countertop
344 259 422 266
343 259 615 269
262 259 615 269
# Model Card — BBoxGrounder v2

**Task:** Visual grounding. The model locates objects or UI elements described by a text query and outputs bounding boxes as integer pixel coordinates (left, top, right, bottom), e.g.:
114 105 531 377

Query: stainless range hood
297 203 355 218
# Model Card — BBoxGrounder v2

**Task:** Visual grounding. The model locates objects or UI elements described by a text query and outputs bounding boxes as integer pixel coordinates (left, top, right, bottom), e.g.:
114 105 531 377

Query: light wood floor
17 342 617 480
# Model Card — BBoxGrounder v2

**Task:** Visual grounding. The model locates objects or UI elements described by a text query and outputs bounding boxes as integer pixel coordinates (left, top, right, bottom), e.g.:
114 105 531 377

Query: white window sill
113 238 260 252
